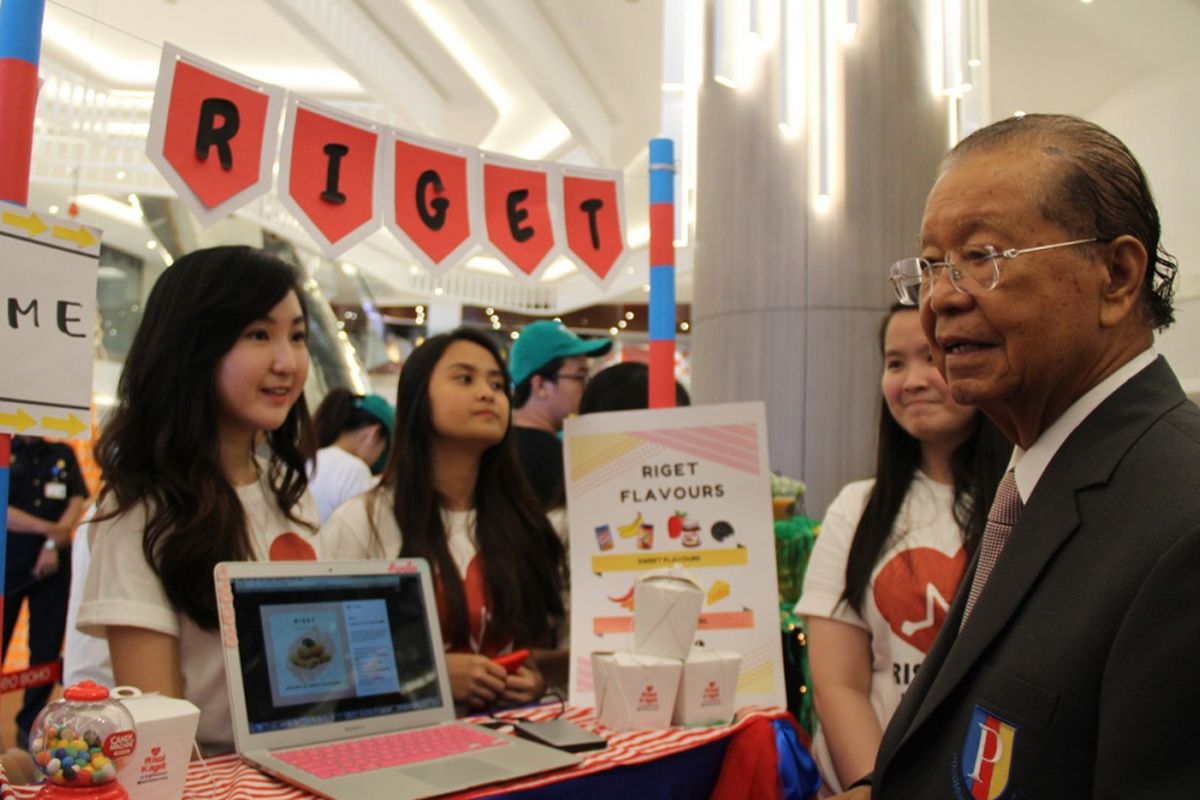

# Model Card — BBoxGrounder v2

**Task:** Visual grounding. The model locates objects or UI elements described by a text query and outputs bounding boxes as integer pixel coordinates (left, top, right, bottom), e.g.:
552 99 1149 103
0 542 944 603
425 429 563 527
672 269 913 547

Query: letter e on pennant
147 43 284 226
482 155 558 281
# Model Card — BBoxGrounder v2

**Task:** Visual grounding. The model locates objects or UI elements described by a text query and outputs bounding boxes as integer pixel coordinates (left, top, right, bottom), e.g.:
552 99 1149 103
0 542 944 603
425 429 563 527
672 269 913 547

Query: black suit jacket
873 357 1200 799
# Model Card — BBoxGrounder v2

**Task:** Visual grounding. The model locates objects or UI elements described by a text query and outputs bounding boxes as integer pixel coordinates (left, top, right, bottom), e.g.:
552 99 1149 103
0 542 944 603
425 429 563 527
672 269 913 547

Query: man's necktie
960 469 1021 629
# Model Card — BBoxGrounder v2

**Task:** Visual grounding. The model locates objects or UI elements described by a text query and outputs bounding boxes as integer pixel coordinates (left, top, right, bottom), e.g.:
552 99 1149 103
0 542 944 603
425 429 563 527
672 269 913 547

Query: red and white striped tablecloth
5 705 789 799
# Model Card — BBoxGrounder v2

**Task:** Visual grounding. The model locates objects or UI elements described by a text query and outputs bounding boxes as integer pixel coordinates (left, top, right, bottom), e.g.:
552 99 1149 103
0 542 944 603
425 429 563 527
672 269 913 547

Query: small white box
592 651 683 732
672 649 742 726
117 693 200 800
632 566 704 660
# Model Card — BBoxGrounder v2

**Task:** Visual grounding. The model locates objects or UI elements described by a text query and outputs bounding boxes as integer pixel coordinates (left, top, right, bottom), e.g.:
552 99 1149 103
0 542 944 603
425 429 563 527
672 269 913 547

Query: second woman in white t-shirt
322 328 565 711
796 304 1009 793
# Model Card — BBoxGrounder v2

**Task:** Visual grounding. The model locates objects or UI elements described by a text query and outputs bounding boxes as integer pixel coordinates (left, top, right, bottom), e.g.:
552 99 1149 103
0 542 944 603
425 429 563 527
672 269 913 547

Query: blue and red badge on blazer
959 706 1018 799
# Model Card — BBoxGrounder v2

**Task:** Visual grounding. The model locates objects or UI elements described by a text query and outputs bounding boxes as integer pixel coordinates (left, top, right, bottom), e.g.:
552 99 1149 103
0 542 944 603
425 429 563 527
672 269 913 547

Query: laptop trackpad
404 757 512 788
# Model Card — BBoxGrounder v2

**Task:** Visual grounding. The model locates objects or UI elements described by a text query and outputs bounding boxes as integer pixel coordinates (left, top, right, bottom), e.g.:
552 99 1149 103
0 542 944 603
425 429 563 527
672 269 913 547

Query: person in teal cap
509 320 611 508
309 388 396 523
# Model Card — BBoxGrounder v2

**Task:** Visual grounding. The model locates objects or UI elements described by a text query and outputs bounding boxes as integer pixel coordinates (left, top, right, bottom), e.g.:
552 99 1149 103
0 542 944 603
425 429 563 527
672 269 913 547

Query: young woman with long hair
77 246 319 753
796 304 1009 794
322 328 565 710
308 388 394 523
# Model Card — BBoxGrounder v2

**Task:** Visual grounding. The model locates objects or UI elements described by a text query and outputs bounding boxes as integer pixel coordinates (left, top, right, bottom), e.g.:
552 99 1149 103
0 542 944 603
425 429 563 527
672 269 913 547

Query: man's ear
1099 234 1148 328
529 374 549 398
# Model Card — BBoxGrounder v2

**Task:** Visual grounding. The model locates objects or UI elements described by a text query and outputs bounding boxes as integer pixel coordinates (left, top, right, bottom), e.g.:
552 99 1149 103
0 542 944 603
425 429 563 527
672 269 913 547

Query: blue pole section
0 0 46 64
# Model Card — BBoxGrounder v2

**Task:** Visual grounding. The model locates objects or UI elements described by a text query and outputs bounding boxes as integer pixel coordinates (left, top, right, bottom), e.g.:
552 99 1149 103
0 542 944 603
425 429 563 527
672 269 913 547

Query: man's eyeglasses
556 372 589 384
889 237 1102 306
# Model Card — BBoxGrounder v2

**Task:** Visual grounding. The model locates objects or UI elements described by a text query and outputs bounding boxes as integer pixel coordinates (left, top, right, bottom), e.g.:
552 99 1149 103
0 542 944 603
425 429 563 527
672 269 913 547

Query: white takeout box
632 566 704 660
114 691 200 800
672 649 742 726
592 651 683 732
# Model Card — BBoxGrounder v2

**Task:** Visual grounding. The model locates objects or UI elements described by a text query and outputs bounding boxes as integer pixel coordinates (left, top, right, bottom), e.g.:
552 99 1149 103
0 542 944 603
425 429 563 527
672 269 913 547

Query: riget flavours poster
564 402 785 710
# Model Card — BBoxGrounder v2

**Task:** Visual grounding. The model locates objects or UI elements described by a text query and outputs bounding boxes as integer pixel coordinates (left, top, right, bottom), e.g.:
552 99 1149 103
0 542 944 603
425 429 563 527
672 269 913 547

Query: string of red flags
146 44 628 289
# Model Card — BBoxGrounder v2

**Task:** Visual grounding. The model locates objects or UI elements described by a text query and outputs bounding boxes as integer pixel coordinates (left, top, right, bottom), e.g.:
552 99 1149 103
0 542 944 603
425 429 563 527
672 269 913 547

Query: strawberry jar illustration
30 680 137 800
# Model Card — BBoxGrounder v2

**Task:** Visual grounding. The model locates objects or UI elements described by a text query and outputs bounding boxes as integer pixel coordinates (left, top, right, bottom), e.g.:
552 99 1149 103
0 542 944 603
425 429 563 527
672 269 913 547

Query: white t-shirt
795 472 967 793
322 491 512 656
63 508 114 689
308 445 374 524
77 466 319 754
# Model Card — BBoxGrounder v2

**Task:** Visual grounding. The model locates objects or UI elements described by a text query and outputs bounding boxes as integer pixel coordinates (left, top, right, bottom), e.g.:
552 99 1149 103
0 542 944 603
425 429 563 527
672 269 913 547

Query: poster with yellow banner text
564 401 785 710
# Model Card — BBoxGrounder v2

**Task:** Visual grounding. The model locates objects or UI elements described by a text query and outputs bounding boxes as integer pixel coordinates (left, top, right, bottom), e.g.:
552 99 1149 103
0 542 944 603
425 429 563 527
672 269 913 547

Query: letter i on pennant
278 96 383 259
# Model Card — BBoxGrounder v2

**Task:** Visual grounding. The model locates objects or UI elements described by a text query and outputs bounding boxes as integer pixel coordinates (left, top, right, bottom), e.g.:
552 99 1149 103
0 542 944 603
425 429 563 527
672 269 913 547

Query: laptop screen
229 573 445 735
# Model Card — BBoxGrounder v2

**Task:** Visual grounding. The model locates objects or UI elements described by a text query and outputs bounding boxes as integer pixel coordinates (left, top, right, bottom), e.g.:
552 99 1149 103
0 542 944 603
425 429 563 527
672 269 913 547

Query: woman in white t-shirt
796 304 1009 794
322 328 565 711
77 247 320 754
308 388 394 523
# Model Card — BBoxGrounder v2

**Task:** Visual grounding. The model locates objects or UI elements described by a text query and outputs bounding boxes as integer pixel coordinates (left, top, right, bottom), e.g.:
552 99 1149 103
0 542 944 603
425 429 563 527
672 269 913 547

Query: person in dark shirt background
578 361 691 414
509 321 611 508
3 435 88 749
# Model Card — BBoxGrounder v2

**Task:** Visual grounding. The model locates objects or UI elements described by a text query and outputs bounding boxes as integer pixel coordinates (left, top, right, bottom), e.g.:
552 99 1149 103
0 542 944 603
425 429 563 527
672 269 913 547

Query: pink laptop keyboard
275 724 512 780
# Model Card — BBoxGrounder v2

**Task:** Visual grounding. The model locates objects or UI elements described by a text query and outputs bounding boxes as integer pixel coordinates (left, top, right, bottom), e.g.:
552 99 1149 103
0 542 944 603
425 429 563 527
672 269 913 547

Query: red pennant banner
279 98 382 258
562 167 627 288
147 44 284 227
147 43 635 282
385 131 480 277
482 156 559 280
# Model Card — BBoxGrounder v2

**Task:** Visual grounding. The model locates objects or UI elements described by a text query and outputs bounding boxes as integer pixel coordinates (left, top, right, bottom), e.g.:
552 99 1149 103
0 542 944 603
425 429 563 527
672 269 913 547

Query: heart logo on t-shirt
873 546 967 653
268 532 317 561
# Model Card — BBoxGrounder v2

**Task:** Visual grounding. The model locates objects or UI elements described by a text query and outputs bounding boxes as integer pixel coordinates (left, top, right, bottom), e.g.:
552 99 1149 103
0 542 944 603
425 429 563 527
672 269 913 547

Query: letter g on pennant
384 130 481 278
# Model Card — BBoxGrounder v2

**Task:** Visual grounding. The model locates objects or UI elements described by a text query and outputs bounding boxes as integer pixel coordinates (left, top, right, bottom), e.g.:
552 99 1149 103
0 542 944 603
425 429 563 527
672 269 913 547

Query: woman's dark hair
375 327 565 648
579 361 692 414
95 246 315 631
313 388 382 447
840 305 1009 613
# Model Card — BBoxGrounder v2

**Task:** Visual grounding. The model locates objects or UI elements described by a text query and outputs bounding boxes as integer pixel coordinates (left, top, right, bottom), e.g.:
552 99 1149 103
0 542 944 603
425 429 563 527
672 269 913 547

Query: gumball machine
30 681 137 800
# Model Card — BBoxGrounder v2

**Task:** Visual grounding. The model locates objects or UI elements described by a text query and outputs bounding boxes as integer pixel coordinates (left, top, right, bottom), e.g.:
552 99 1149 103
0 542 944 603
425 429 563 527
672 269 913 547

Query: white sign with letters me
0 200 101 439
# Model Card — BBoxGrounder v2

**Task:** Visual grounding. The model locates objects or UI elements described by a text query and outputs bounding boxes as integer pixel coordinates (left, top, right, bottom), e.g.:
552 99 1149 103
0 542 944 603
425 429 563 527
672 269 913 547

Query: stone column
690 0 948 514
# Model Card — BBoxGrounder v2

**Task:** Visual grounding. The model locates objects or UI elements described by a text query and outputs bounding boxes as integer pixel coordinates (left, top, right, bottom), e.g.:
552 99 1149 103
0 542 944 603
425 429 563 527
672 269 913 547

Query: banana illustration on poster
564 401 785 710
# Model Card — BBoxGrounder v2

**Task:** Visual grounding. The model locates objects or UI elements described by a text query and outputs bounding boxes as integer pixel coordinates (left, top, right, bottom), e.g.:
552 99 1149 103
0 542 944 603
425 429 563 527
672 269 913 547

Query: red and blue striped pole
0 0 48 620
647 138 676 408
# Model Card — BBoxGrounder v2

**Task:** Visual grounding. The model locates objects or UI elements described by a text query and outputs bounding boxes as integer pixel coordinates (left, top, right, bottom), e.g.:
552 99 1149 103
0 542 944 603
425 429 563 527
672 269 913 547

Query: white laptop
215 558 580 799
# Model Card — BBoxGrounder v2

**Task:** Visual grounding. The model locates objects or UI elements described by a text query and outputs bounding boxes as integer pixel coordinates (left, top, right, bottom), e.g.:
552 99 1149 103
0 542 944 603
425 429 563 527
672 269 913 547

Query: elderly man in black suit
833 114 1200 798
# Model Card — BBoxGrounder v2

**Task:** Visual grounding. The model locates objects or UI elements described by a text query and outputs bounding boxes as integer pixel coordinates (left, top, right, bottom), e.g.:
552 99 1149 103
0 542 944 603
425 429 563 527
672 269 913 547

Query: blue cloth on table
486 736 731 799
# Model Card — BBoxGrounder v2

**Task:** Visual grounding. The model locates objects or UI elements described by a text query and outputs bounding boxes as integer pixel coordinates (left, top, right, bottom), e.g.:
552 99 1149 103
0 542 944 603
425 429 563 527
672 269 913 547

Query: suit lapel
883 357 1186 762
903 484 1080 735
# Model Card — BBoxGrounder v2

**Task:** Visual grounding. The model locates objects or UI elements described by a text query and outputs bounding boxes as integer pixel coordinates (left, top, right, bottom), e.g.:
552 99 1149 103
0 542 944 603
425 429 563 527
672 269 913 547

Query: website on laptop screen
230 574 444 734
